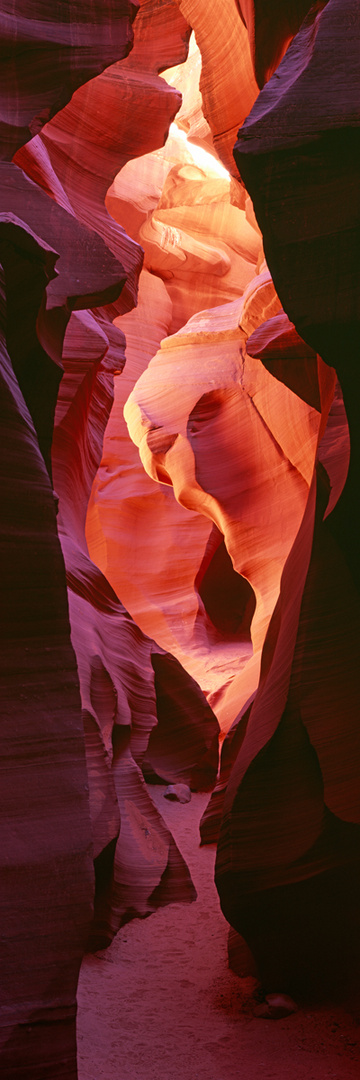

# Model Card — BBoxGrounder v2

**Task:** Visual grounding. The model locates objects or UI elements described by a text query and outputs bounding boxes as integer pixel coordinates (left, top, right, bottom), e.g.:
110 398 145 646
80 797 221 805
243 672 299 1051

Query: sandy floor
77 788 360 1080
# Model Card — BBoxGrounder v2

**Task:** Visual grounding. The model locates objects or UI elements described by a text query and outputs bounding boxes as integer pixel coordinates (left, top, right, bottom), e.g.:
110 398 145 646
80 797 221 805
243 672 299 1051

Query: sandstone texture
122 0 360 998
1 0 360 1075
0 1 139 159
0 217 94 1079
0 2 217 1075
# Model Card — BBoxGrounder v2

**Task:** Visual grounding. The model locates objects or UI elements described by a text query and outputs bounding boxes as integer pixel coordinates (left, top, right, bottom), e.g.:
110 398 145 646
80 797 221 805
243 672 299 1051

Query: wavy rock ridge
1 3 218 1076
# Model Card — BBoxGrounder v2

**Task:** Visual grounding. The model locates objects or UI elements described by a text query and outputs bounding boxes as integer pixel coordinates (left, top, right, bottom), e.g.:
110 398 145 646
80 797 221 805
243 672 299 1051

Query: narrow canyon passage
2 4 360 1076
77 789 360 1080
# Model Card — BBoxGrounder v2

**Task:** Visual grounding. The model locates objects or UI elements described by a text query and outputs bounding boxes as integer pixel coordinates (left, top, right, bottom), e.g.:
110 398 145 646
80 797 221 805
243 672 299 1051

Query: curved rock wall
211 0 360 993
0 1 139 159
0 217 95 1078
2 0 360 1072
1 3 217 1075
120 0 359 997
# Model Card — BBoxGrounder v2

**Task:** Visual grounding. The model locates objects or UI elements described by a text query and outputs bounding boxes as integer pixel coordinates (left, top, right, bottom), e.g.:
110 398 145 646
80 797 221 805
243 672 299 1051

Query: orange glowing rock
15 0 191 316
161 31 212 151
172 0 259 176
85 266 214 679
123 289 324 730
87 87 266 713
2 10 223 1072
53 270 218 946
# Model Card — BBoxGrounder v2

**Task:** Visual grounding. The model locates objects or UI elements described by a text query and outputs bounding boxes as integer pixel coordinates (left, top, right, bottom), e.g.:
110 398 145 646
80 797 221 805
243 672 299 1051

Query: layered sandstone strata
219 0 360 992
53 299 218 948
1 3 218 1076
2 5 360 1074
86 37 267 713
123 0 360 997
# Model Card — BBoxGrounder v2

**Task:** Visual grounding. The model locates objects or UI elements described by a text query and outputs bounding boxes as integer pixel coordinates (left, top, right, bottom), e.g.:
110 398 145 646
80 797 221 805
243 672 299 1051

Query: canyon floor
77 788 360 1080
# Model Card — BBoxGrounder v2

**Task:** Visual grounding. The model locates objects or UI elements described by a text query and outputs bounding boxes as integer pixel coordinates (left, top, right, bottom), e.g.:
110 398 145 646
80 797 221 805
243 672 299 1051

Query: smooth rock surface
0 227 93 1079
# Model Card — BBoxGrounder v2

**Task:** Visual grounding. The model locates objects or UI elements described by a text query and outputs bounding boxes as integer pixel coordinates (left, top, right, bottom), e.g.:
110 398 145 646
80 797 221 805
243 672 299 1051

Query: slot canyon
0 1 359 1077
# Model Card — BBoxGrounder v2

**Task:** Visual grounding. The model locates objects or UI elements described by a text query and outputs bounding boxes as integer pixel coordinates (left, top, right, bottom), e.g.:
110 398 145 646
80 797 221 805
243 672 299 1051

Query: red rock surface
0 226 93 1078
173 0 259 176
86 50 269 713
221 0 360 993
1 94 131 1073
53 299 218 947
1 2 217 1075
2 0 360 1074
0 1 139 159
234 0 360 593
121 0 360 999
235 1 324 86
124 282 319 726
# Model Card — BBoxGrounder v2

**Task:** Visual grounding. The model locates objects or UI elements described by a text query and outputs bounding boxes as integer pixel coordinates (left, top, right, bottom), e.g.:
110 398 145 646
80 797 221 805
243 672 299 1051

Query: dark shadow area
195 524 256 640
